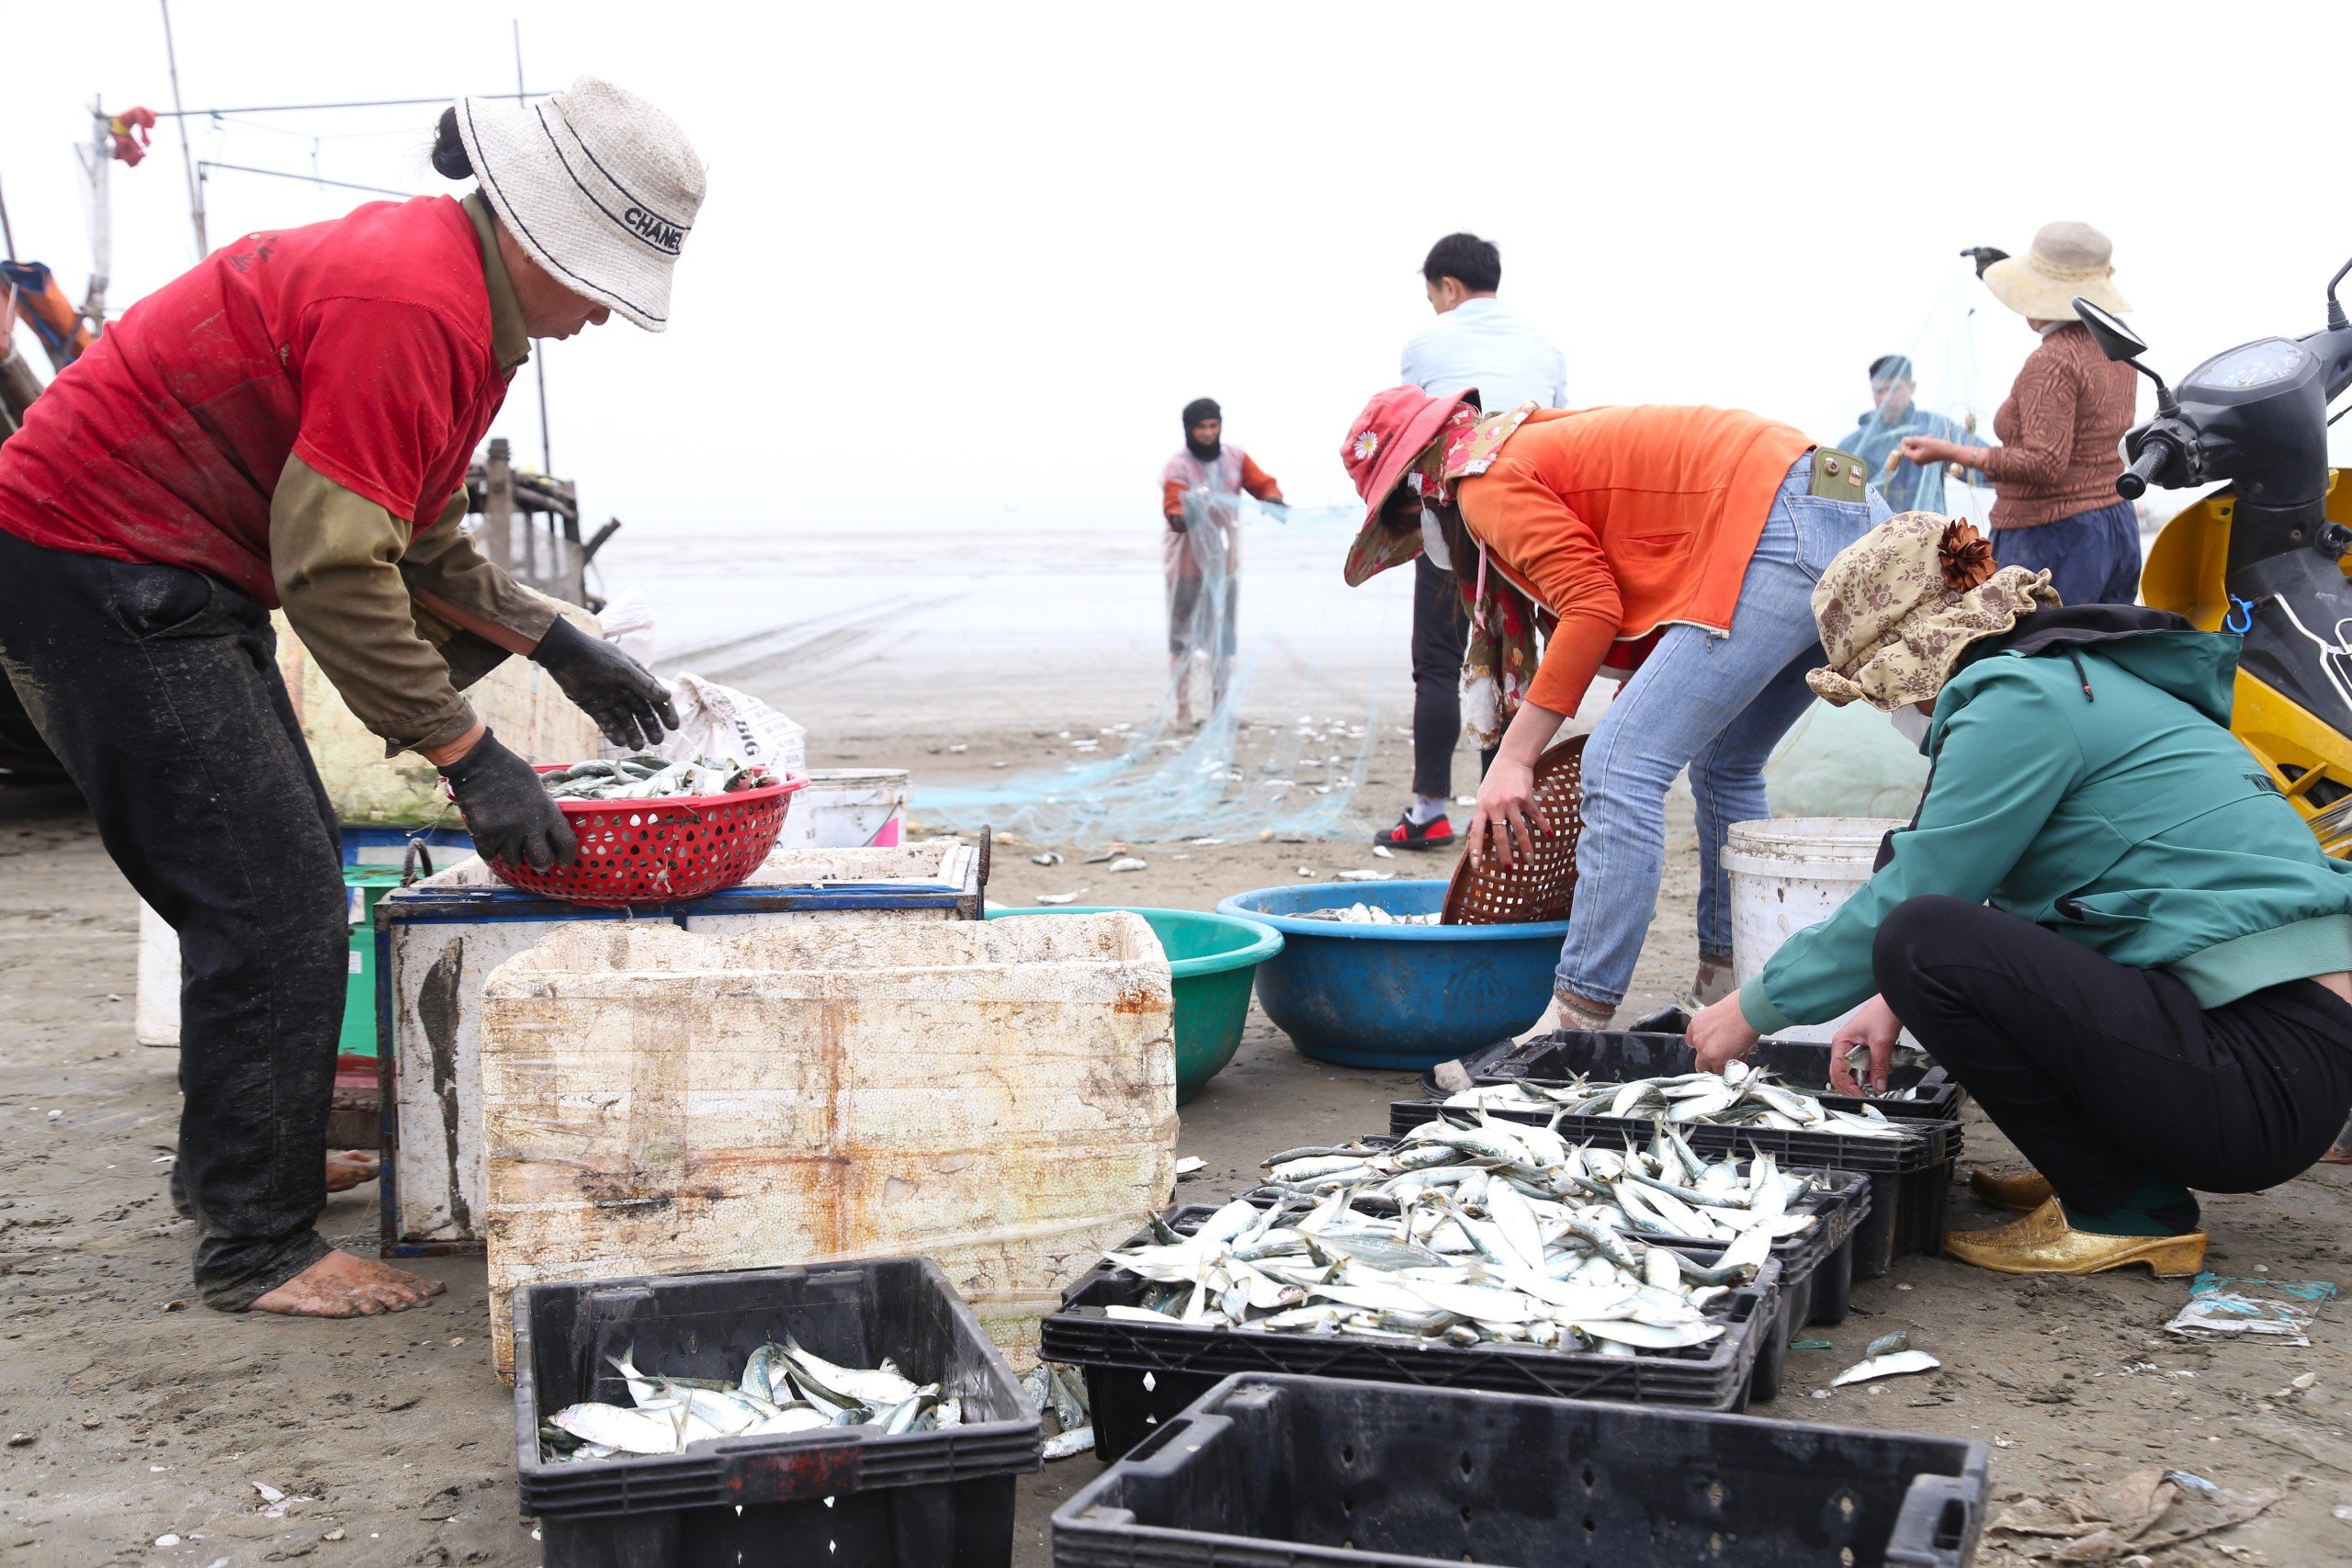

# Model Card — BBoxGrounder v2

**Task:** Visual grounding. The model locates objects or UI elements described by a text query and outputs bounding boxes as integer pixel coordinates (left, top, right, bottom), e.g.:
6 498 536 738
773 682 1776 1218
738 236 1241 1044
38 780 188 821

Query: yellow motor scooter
2075 259 2352 855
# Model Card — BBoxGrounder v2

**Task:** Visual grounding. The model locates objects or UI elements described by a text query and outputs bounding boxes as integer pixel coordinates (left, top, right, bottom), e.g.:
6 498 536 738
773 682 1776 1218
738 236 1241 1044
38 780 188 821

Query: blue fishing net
918 498 1408 848
1824 264 2007 531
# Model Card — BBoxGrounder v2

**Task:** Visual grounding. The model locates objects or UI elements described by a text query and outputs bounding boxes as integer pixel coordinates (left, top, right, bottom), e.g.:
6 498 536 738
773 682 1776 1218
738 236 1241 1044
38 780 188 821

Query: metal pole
81 99 113 334
514 18 552 475
158 0 207 256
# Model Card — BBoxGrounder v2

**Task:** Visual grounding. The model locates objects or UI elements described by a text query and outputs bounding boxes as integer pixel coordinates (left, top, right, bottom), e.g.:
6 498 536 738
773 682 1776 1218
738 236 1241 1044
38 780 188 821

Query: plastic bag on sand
612 672 807 776
2165 1272 2335 1346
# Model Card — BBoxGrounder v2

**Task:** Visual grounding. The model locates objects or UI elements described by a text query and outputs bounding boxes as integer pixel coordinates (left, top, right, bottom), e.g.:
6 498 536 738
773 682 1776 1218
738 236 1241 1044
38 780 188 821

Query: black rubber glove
531 615 681 751
439 728 578 872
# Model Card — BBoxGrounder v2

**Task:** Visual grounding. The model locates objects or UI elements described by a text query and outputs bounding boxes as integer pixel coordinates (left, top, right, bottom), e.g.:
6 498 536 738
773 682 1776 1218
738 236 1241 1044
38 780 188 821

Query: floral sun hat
1808 513 2061 710
1338 387 1537 587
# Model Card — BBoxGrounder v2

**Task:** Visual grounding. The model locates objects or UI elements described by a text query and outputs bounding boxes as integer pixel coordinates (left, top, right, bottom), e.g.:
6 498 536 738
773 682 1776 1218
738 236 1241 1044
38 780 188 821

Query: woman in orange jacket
1341 388 1892 1029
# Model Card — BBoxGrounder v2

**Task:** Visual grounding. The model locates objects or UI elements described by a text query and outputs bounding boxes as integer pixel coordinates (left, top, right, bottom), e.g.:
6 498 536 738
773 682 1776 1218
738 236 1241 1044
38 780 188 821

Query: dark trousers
1992 499 2143 607
1874 896 2352 1213
1410 557 1468 800
0 530 344 1308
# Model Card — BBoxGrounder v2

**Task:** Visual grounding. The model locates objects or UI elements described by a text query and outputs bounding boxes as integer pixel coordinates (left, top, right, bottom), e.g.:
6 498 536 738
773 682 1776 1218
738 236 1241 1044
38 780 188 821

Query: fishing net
1760 257 2034 819
919 497 1408 849
1823 263 2014 531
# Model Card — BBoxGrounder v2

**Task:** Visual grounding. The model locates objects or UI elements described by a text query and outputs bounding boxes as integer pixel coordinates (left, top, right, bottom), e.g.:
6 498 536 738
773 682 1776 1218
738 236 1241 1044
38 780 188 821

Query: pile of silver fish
1295 903 1441 926
1247 1119 1826 1249
1096 1113 1790 1355
1437 1060 1920 1137
540 754 775 802
1023 1361 1096 1461
538 1335 958 1463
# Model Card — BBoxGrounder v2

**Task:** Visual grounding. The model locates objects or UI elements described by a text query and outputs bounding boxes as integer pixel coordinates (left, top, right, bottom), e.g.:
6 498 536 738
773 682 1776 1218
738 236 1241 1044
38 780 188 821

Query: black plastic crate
512 1258 1042 1568
1053 1372 1989 1567
1419 1028 1965 1123
1389 1100 1960 1280
1639 1171 1868 1405
1042 1207 1778 1461
1264 1137 1870 1405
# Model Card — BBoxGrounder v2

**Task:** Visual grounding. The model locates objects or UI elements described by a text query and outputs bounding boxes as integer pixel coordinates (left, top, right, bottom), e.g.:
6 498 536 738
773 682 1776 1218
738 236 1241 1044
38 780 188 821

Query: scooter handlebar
2118 434 2179 500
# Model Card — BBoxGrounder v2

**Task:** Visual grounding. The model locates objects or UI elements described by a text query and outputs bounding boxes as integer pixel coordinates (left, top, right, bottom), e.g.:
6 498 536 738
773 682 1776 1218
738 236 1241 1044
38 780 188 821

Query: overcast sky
6 1 2347 537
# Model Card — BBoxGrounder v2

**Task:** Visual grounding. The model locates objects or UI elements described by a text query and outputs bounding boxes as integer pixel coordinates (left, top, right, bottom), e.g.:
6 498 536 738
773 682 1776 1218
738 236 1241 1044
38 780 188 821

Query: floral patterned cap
1807 513 2061 710
1339 386 1539 587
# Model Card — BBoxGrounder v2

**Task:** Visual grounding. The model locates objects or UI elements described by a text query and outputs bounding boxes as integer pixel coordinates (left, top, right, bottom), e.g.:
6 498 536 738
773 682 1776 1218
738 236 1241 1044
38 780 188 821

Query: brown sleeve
1239 454 1283 503
1973 347 2078 492
400 490 563 641
269 455 478 757
1162 479 1187 522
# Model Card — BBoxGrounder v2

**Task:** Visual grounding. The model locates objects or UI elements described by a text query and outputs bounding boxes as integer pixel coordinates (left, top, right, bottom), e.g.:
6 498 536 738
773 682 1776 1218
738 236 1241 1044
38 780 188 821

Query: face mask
1888 704 1931 747
1419 506 1453 570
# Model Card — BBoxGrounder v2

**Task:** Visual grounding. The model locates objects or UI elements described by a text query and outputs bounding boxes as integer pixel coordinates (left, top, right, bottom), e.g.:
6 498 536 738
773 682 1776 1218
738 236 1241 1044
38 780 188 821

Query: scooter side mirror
2075 297 2179 417
2074 299 2148 364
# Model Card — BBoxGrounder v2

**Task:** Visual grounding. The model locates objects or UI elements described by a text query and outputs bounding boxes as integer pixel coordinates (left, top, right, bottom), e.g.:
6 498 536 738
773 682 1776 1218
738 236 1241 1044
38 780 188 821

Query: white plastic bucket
776 768 910 851
1723 817 1906 1043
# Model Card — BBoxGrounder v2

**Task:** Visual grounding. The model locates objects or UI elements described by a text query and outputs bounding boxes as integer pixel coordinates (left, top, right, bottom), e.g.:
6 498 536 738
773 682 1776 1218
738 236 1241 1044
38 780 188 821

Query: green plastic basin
988 906 1283 1103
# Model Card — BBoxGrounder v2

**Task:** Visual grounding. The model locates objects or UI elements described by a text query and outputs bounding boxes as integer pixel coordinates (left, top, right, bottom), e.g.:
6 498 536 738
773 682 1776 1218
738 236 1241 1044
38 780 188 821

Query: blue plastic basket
1215 880 1567 1070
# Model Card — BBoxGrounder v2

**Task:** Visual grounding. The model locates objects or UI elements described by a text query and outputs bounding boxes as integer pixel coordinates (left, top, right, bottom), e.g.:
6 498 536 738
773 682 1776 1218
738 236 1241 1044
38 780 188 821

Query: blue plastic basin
1215 881 1569 1071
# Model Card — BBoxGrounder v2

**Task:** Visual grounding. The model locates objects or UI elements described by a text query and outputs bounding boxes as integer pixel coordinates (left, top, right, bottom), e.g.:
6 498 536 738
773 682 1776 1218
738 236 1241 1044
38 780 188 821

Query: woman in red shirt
0 80 704 1318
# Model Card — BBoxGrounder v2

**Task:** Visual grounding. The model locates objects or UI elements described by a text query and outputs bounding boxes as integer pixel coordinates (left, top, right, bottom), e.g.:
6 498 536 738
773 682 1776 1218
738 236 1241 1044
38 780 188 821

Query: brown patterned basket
1442 736 1585 925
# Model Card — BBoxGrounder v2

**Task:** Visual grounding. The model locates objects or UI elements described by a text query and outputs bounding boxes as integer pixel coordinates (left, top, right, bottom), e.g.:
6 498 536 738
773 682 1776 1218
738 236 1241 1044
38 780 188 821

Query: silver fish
1042 1426 1097 1461
549 1402 687 1455
1832 1348 1941 1386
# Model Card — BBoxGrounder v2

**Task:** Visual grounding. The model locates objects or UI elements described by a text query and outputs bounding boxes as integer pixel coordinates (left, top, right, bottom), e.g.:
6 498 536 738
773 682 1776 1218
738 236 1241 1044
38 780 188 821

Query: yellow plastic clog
1943 1198 2206 1279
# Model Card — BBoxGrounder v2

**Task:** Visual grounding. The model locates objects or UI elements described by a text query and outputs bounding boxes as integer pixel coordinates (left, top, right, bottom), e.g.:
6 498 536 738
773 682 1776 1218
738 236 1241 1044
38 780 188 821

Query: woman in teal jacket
1688 512 2352 1278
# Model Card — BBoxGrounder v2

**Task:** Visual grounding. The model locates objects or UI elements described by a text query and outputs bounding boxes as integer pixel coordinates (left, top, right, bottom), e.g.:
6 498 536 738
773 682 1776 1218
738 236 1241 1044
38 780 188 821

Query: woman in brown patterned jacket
1899 222 2142 606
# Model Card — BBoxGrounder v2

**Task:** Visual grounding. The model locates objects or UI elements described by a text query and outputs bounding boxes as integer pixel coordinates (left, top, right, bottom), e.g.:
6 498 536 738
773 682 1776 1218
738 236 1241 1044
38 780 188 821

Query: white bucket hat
453 77 706 333
1983 221 2131 323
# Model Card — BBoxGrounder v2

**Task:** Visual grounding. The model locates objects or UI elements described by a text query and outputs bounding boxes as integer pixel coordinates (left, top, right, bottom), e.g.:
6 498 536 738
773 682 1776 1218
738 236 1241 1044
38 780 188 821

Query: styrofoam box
479 912 1176 1377
378 840 985 1257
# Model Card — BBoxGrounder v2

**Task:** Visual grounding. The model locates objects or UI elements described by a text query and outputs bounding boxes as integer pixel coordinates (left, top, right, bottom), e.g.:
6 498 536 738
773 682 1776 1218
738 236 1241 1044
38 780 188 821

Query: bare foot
251 1250 446 1317
325 1150 379 1192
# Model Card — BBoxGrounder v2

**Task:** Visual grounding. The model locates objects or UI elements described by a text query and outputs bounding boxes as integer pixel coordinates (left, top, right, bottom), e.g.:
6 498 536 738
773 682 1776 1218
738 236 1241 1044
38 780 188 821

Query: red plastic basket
474 767 808 908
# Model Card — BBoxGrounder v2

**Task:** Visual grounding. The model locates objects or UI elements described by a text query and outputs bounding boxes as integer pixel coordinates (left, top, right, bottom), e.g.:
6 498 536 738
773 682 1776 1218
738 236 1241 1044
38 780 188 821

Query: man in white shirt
1379 232 1567 851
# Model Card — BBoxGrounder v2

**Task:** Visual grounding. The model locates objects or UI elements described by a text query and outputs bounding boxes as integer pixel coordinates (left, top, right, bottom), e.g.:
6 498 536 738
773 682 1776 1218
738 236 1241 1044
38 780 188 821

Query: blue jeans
1992 500 2143 607
1555 460 1891 1007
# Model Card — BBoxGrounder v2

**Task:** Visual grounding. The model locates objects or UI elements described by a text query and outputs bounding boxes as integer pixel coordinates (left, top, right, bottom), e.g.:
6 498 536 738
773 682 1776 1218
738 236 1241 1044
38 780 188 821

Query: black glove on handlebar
439 728 578 872
532 616 681 751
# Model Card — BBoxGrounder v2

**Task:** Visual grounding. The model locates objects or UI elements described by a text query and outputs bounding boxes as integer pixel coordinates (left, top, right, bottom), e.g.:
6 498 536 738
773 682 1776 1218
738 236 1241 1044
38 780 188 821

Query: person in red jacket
0 80 703 1318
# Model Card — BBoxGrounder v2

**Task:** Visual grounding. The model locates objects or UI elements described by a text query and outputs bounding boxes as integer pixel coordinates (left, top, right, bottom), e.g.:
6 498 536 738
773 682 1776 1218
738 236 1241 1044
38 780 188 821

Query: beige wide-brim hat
454 77 706 333
1983 220 2131 323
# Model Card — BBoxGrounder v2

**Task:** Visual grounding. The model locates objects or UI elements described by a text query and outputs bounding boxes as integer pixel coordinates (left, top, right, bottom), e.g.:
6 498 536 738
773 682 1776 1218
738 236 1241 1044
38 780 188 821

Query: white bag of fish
538 1334 958 1464
1439 1060 1920 1138
1093 1112 1805 1357
540 754 775 803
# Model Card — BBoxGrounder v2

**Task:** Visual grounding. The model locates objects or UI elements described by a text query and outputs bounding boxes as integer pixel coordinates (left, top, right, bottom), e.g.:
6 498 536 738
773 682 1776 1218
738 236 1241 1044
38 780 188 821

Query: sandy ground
5 719 2352 1567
